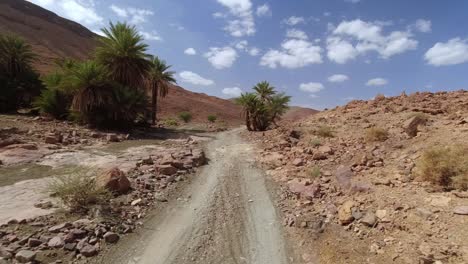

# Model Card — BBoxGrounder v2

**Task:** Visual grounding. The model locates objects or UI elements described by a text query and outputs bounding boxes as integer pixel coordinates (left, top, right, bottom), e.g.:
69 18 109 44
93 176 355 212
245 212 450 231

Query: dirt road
97 129 292 264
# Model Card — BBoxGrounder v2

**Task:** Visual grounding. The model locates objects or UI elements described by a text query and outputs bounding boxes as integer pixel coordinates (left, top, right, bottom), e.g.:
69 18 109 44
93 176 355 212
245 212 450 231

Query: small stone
131 198 142 206
28 238 42 247
15 250 36 263
64 243 77 251
48 236 65 248
375 209 387 219
453 206 468 215
361 212 377 227
103 232 119 244
80 244 98 257
338 201 355 225
292 158 304 167
48 222 71 233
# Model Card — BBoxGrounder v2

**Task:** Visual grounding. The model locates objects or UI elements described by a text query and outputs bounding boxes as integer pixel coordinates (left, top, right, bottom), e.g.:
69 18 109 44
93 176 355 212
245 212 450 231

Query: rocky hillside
248 90 468 264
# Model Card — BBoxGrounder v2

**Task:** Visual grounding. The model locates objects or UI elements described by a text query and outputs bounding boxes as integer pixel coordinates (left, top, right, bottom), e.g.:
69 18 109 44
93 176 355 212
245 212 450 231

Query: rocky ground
247 90 468 264
0 114 210 263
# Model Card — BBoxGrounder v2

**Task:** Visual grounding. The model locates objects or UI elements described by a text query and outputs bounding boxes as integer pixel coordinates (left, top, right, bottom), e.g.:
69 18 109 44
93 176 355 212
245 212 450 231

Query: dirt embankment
248 90 468 264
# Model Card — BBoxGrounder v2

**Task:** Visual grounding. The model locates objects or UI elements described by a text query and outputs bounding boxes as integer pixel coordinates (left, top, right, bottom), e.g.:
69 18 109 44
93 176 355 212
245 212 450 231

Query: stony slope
248 90 468 264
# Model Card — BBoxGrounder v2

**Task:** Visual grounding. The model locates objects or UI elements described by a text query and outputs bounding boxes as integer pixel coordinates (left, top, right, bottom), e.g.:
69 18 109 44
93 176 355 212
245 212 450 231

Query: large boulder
96 167 131 194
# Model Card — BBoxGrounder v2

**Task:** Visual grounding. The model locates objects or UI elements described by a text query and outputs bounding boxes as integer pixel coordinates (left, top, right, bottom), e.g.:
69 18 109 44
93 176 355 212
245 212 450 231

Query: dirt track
96 129 292 264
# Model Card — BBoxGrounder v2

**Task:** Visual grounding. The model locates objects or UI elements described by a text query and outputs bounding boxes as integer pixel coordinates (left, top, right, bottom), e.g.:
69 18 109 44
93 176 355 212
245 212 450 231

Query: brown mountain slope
0 0 317 124
0 0 97 73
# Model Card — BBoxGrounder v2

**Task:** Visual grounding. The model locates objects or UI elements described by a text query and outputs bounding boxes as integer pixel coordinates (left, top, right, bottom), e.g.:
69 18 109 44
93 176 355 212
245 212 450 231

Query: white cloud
216 0 255 37
424 38 468 66
222 87 243 97
299 82 325 93
260 39 322 69
413 19 432 33
234 40 248 50
286 29 308 40
249 47 260 56
179 71 215 86
328 74 349 83
233 40 259 56
204 47 238 69
366 78 388 86
28 0 103 27
140 31 162 41
283 16 306 26
327 19 418 63
109 5 154 25
184 48 197 55
256 4 271 17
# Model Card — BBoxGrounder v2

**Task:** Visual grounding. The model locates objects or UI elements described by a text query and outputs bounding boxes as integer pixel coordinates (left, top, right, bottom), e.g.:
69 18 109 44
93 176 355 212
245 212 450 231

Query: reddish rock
155 165 178 175
96 167 131 194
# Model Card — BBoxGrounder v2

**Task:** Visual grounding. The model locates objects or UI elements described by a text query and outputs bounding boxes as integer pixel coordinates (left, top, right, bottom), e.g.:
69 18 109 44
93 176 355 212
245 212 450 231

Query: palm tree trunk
151 85 158 125
245 111 252 131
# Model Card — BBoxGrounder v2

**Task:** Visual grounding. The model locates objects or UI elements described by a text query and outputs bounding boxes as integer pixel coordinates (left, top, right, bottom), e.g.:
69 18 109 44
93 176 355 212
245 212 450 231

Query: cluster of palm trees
1 22 177 128
236 81 291 131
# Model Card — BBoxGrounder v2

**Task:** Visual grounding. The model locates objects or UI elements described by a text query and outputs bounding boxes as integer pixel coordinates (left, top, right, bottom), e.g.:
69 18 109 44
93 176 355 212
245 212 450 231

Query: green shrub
178 111 192 123
308 166 321 178
310 138 322 147
164 118 179 126
315 126 334 138
207 115 217 123
416 146 468 191
48 171 110 213
34 88 71 119
365 127 389 142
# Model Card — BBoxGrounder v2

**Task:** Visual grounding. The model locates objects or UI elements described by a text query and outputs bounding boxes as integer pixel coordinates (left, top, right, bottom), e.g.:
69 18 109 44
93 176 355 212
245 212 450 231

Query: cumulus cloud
366 78 388 86
215 0 255 37
424 38 468 66
222 87 243 97
256 4 271 17
286 29 308 40
413 19 432 33
179 71 215 86
110 4 154 25
283 16 306 26
328 74 349 83
140 31 162 41
28 0 103 27
327 19 418 64
299 82 325 93
260 30 322 69
204 47 238 69
184 48 197 55
249 47 260 56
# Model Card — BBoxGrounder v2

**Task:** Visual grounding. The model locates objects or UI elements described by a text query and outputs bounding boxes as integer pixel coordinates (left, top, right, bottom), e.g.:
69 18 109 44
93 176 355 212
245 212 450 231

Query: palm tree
268 93 291 127
146 56 176 125
95 22 151 89
253 81 276 102
0 34 36 78
236 93 259 131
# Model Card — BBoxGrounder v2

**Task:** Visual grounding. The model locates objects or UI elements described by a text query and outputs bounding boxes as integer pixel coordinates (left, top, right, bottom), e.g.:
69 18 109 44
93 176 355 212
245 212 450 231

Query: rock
292 158 304 166
338 201 356 225
80 244 98 257
28 238 42 247
312 152 327 160
404 115 427 137
0 247 12 259
33 201 53 209
415 208 433 219
96 167 131 194
335 165 353 189
48 236 65 248
155 164 178 176
106 133 119 142
15 250 36 263
318 145 333 154
131 198 142 206
155 193 168 202
48 222 71 233
191 149 206 166
64 243 77 251
141 157 154 165
375 210 387 219
453 206 468 215
103 232 119 244
44 133 62 144
361 212 377 227
428 195 451 207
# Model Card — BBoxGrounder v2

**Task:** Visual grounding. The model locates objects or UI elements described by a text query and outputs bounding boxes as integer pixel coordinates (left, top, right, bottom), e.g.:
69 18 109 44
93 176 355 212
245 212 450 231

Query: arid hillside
248 90 468 264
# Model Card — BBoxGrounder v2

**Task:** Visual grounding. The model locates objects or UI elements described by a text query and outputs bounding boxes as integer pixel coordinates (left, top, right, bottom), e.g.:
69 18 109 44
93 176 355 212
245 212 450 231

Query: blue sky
28 0 468 109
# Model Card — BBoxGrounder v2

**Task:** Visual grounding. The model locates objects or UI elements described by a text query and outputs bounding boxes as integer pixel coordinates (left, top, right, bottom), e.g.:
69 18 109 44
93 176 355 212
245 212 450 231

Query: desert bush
308 166 321 178
48 171 111 213
310 138 322 147
409 112 429 122
34 87 71 119
365 127 389 142
164 118 179 126
416 146 468 191
178 111 192 123
207 115 217 123
315 126 334 138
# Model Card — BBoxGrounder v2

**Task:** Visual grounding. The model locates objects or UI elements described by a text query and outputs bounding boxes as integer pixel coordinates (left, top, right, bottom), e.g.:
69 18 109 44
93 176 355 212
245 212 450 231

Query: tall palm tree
236 93 259 131
253 81 276 102
268 93 291 126
146 56 176 125
0 34 36 78
95 22 151 89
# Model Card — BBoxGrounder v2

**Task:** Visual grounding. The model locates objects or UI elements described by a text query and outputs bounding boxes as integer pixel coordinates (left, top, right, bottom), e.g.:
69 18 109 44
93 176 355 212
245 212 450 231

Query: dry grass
48 170 111 213
164 118 179 126
315 126 334 138
308 166 321 178
310 138 322 147
416 146 468 191
365 127 389 142
409 112 430 122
